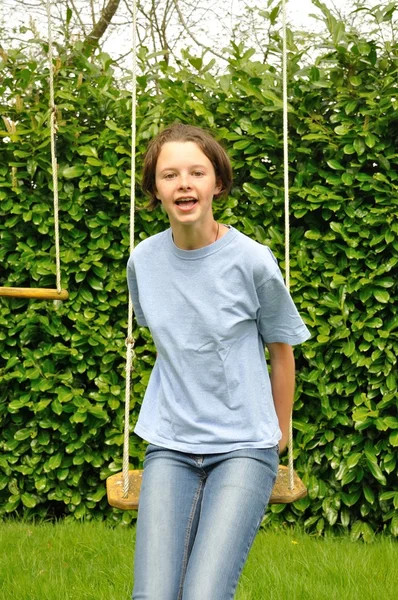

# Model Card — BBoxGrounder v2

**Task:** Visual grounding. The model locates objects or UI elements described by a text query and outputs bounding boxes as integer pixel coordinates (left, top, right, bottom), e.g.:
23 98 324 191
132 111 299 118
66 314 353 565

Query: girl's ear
214 178 223 197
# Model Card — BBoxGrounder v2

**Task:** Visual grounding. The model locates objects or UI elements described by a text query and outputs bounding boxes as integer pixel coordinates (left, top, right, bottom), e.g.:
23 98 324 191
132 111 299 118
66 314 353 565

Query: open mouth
175 198 198 210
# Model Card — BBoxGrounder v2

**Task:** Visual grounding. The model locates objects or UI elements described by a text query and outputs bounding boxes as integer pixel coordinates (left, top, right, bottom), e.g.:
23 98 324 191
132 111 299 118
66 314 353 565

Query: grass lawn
0 520 396 599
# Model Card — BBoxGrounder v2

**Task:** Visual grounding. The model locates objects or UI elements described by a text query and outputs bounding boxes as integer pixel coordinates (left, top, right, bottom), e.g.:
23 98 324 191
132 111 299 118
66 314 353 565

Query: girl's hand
279 435 288 454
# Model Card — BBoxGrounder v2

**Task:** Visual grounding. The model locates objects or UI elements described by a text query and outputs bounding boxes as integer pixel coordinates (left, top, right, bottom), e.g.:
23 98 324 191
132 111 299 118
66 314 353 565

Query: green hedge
0 25 397 538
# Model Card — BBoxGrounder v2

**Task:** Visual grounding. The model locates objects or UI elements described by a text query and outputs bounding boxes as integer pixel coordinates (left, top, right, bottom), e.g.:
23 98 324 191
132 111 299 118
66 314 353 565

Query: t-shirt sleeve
255 253 311 346
127 257 148 327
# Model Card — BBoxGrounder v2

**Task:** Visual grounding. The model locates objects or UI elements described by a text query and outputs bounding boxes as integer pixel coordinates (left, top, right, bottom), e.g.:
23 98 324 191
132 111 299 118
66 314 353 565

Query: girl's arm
266 342 295 453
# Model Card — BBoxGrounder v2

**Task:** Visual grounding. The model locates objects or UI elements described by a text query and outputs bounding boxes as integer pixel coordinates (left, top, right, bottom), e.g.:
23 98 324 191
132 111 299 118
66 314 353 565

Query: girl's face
155 141 222 228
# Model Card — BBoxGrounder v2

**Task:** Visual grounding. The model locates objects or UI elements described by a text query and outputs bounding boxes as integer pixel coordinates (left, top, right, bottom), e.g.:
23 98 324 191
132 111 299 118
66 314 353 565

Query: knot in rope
125 336 135 348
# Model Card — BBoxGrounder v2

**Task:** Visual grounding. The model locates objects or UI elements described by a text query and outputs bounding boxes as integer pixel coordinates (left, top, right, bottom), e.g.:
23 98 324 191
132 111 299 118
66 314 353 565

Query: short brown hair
141 123 233 210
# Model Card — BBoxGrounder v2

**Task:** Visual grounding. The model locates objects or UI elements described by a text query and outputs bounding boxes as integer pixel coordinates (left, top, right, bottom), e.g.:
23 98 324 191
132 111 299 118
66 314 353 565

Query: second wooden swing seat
0 2 68 304
0 288 69 300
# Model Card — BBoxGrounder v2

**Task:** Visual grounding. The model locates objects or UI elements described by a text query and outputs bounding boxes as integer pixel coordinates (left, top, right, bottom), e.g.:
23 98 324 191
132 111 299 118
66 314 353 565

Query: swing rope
45 0 62 295
282 0 295 491
117 0 298 500
122 0 138 498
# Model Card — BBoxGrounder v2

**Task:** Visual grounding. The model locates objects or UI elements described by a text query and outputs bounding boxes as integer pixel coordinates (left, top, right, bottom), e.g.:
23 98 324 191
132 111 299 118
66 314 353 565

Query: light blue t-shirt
127 225 311 454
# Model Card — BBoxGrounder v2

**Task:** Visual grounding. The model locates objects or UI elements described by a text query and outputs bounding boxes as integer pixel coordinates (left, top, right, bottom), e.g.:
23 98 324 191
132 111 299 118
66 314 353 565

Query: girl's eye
193 171 204 177
164 173 175 179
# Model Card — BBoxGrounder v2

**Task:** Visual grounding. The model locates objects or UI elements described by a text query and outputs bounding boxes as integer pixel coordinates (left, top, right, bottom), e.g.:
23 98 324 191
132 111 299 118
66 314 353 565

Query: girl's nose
178 176 191 189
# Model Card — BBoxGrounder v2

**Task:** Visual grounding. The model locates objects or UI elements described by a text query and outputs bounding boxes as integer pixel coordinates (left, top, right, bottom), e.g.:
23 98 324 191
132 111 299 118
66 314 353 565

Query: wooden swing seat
0 287 69 300
106 465 307 510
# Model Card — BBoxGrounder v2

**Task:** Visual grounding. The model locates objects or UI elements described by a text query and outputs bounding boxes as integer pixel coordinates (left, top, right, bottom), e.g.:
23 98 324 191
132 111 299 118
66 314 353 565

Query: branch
84 0 122 47
90 0 96 28
123 0 160 57
69 0 87 35
173 0 228 62
149 0 170 64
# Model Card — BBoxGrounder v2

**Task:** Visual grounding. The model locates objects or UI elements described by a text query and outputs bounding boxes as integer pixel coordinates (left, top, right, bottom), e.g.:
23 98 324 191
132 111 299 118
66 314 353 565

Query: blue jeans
132 443 279 600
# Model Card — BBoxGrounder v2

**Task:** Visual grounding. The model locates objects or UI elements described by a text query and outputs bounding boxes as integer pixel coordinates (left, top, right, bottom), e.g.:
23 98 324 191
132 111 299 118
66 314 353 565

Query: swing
0 0 68 302
107 0 307 510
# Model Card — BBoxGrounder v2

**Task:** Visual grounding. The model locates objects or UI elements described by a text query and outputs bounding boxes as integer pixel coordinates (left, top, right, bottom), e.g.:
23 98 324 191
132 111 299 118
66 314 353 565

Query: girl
127 123 310 600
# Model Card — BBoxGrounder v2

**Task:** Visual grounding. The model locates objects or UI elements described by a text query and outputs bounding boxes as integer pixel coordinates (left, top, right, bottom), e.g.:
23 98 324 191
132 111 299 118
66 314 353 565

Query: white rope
45 0 62 295
282 0 295 491
122 0 138 498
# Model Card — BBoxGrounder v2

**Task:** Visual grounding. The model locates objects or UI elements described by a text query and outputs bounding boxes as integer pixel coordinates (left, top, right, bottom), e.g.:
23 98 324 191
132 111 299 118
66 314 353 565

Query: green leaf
105 120 119 131
373 289 390 303
51 399 63 415
101 166 117 177
304 229 321 240
78 146 98 158
386 373 396 391
343 340 355 357
327 159 345 170
88 277 104 291
365 456 387 486
349 75 362 86
233 139 252 150
8 399 27 411
350 521 363 541
334 125 350 135
35 476 47 492
365 134 377 148
340 508 350 527
388 431 398 448
341 173 353 185
86 488 107 502
87 157 103 166
87 406 108 420
353 138 366 155
74 504 86 519
71 491 82 505
70 411 87 423
21 493 37 508
379 491 397 502
343 144 355 154
59 388 74 402
366 318 383 328
357 42 371 55
335 462 348 481
14 429 32 441
48 453 63 470
62 165 85 179
250 169 267 180
325 506 338 526
37 431 50 445
363 485 375 504
347 453 362 468
345 101 357 115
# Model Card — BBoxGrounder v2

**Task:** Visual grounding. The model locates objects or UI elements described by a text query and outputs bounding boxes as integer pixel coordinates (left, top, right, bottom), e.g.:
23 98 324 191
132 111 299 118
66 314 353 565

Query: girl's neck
171 220 225 250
